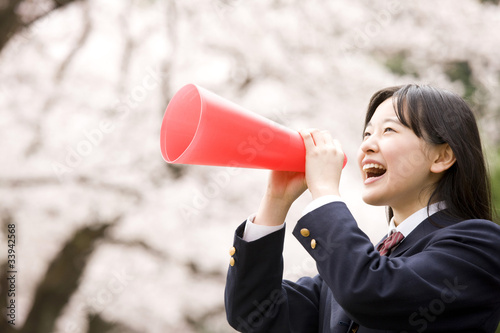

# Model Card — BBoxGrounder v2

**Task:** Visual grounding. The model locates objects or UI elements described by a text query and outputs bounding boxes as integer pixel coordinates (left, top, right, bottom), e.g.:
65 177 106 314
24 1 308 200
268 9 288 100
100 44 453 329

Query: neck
390 186 438 226
391 202 428 226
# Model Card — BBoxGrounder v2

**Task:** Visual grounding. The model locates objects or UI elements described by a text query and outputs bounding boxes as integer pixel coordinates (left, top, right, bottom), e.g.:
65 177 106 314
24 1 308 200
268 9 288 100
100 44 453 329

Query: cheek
356 148 365 171
387 146 430 180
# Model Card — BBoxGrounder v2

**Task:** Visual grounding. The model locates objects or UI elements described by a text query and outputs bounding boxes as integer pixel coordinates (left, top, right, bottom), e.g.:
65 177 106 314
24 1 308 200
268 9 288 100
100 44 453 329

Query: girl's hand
300 129 345 200
264 170 307 204
254 128 344 226
254 171 306 226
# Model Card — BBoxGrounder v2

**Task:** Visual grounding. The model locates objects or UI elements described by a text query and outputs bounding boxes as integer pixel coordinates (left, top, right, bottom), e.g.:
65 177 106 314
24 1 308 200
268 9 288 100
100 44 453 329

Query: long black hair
364 84 492 222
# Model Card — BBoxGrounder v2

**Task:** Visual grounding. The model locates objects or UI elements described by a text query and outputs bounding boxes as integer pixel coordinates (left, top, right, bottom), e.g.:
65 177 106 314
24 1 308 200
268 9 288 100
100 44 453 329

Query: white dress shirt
387 201 446 237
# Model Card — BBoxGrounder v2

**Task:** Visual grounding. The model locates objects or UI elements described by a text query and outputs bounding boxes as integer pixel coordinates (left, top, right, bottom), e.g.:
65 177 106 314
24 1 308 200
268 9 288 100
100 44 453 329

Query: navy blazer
225 202 500 333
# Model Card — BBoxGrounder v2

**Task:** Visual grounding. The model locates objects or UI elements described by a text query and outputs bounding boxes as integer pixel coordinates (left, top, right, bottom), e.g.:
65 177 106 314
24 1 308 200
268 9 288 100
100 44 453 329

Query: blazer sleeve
293 201 500 332
225 221 322 333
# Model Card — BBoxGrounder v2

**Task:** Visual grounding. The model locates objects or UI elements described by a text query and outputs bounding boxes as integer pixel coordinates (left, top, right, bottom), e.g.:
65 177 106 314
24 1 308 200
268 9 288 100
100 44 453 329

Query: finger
310 130 325 145
299 129 317 150
302 128 319 133
333 139 343 152
310 129 327 146
333 139 346 164
303 128 325 145
319 130 334 146
311 129 336 146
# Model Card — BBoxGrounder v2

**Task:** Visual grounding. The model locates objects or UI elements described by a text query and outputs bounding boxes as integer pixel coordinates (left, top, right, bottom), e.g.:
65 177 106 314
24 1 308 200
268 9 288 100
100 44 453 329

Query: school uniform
225 201 500 333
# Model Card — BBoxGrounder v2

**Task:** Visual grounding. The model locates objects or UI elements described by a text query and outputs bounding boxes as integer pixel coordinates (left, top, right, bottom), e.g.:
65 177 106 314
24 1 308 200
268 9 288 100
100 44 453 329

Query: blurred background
1 0 500 332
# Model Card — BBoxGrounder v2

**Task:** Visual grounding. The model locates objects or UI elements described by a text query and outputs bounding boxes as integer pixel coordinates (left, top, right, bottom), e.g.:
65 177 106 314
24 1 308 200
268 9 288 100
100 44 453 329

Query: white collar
388 202 446 237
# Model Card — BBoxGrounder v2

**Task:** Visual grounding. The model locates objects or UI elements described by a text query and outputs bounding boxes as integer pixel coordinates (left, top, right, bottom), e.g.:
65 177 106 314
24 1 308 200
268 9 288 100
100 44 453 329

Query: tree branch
0 0 85 52
20 217 118 333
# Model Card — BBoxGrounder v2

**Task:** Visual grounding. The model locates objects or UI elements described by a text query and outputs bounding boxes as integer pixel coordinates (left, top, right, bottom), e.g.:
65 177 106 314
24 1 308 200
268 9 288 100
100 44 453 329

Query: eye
384 127 395 133
363 131 371 138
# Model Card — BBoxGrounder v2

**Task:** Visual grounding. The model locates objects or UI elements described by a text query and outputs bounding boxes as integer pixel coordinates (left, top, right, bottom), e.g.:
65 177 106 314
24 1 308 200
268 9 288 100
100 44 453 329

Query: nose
360 135 378 154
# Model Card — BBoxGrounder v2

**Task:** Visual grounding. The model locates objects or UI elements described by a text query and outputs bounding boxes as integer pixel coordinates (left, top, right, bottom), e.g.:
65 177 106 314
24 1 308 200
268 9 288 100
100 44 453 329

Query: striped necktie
377 231 405 256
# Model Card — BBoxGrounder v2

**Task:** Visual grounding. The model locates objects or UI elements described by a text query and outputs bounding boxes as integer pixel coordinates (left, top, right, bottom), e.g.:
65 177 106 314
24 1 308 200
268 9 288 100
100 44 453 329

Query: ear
430 144 456 174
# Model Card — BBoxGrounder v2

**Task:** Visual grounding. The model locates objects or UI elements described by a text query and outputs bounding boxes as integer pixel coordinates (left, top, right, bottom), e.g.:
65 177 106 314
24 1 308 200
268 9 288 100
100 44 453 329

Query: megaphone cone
160 84 347 172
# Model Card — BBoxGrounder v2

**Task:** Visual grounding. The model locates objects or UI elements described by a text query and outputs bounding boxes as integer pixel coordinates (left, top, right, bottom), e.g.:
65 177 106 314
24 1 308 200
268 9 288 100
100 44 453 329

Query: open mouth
363 163 387 179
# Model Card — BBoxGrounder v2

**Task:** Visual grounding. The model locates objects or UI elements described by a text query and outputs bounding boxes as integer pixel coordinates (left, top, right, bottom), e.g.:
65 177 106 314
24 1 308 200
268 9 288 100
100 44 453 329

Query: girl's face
357 98 441 217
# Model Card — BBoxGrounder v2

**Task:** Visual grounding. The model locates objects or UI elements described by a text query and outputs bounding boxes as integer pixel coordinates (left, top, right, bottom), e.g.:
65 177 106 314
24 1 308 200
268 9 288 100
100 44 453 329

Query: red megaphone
160 84 347 172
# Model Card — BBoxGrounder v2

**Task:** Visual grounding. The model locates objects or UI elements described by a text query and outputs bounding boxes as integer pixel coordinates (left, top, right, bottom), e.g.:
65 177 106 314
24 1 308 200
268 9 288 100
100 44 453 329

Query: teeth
363 163 387 179
362 163 386 171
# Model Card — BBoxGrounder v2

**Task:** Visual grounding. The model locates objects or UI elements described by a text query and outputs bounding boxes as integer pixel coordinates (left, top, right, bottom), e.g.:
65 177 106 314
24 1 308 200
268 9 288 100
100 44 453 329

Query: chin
361 192 387 207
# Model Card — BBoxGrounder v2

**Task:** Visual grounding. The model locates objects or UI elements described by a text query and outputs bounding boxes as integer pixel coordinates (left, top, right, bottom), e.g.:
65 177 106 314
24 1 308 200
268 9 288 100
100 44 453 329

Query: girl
224 84 500 333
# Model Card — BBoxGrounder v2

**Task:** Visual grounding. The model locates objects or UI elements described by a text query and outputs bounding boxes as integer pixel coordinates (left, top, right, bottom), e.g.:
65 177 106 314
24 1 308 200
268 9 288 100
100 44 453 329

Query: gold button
300 228 310 237
230 257 235 266
229 247 236 256
311 239 317 249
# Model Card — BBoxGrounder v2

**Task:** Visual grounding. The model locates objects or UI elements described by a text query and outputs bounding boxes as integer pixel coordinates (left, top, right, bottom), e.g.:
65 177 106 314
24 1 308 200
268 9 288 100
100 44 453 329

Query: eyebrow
365 117 401 128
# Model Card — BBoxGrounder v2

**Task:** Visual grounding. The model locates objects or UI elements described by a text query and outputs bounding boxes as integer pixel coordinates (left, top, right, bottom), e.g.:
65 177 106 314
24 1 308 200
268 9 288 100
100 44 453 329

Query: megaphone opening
161 84 202 162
